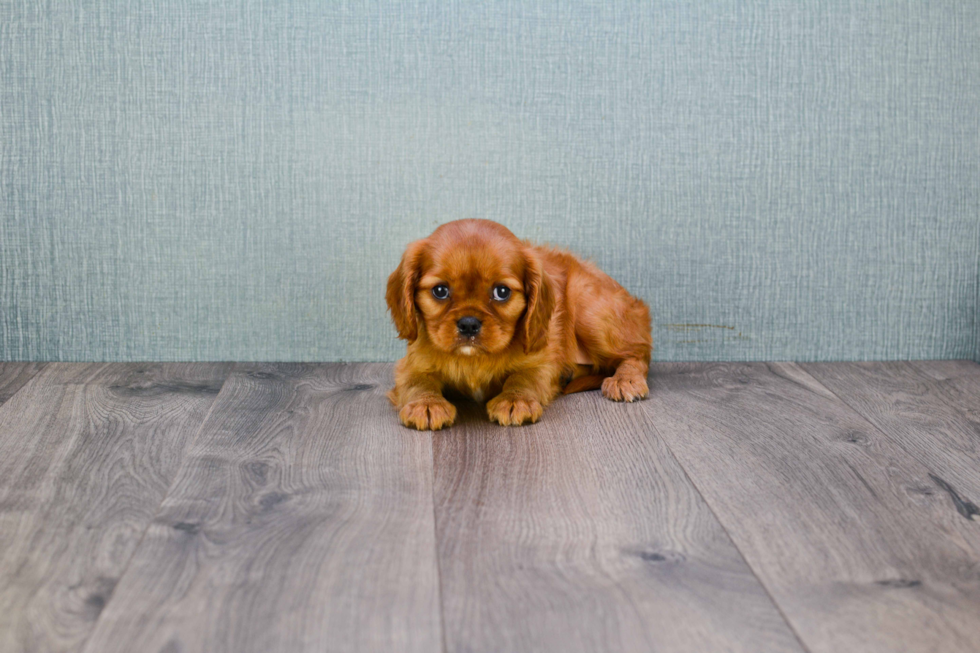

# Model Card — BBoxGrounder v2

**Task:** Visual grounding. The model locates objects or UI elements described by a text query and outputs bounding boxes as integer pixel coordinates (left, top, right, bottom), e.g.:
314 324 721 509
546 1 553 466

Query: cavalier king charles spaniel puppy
386 219 651 429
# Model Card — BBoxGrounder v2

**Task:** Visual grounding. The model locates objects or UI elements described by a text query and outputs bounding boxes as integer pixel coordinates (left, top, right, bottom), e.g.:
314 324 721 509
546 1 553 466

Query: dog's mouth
454 336 484 356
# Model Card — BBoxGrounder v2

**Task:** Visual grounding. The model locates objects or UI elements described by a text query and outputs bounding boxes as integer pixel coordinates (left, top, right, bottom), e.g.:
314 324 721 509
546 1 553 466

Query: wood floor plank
907 359 980 382
803 361 980 511
644 362 980 653
433 391 804 652
0 362 45 405
0 362 231 653
82 363 442 653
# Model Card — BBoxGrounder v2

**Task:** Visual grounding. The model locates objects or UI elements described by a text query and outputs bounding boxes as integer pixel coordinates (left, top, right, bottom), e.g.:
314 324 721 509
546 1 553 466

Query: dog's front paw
487 393 543 426
601 374 649 402
399 398 457 430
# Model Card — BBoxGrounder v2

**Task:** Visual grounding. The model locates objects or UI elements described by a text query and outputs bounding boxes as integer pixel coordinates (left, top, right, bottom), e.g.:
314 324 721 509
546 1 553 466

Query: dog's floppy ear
386 239 427 342
522 248 555 354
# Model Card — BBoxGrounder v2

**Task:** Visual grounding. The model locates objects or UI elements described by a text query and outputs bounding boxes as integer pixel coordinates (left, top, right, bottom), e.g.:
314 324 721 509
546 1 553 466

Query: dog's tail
562 374 609 395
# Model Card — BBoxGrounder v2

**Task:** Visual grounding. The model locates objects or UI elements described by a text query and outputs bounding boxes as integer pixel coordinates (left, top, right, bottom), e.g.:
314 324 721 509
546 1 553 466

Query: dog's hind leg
568 271 652 402
601 357 649 402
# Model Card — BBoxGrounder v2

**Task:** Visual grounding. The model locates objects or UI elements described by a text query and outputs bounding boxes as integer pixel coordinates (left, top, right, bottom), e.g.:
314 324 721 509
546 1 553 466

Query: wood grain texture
82 363 442 653
433 391 804 652
0 362 230 653
803 361 980 513
907 359 980 382
0 362 45 405
644 362 980 653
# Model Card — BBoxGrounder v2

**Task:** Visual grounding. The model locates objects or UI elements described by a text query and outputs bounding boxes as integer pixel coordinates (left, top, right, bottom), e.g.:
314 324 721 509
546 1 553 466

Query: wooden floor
1 362 978 653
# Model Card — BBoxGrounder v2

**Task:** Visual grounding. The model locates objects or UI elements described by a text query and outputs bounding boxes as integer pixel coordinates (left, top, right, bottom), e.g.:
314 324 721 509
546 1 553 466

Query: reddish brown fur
386 219 652 429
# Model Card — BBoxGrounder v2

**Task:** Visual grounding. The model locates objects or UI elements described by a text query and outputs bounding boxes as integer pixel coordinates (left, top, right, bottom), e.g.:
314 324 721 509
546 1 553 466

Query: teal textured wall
2 1 978 362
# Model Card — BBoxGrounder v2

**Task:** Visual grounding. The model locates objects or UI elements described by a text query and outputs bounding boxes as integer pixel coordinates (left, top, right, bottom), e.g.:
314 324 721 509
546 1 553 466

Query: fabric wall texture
2 1 978 363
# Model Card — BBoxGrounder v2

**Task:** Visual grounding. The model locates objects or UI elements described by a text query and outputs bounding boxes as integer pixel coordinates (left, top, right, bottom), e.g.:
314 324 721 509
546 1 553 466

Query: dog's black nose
457 316 482 336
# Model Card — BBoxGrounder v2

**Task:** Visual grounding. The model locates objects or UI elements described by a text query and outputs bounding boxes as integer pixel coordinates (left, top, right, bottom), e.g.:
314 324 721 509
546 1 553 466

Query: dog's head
386 219 554 356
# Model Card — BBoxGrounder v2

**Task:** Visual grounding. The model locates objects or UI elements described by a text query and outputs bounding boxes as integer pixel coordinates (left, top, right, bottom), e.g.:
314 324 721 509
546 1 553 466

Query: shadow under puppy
386 219 651 429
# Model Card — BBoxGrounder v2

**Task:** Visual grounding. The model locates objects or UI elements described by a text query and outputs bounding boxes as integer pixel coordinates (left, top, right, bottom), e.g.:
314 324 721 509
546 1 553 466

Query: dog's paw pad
602 375 649 402
487 394 543 426
400 398 457 430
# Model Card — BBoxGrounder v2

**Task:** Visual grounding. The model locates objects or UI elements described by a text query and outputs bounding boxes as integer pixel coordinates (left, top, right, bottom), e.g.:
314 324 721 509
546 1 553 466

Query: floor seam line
0 362 47 408
429 430 450 653
799 361 966 475
75 362 238 653
641 369 815 653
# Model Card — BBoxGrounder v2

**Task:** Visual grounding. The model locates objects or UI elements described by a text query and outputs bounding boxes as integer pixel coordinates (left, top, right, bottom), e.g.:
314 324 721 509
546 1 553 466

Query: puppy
386 219 651 430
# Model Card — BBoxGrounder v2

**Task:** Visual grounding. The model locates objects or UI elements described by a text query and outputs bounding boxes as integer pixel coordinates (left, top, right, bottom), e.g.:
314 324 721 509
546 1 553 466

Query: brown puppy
386 219 651 430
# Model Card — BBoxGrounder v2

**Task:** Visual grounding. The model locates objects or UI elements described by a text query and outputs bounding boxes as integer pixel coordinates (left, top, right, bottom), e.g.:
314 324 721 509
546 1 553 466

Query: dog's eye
492 285 511 301
432 285 450 300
